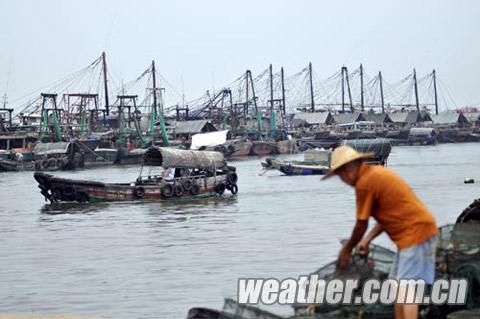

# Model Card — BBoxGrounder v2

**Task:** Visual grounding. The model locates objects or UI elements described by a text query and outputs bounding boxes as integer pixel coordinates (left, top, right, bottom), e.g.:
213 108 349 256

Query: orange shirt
355 164 438 250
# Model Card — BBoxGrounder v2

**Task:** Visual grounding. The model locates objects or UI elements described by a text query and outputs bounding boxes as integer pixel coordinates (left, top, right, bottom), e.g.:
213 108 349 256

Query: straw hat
322 145 374 180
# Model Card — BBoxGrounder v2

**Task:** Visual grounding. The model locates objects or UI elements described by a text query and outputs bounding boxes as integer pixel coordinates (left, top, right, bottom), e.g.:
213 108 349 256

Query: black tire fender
41 160 49 169
230 184 238 195
227 172 238 185
182 179 193 191
161 184 174 198
215 183 226 195
47 158 56 168
133 186 145 199
190 183 200 195
174 184 184 197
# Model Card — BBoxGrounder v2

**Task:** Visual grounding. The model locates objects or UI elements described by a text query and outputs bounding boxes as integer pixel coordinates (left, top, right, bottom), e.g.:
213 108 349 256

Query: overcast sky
1 0 479 111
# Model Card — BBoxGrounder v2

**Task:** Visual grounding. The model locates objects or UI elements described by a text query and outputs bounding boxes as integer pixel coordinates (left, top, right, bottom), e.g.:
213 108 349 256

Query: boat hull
278 163 329 176
276 139 297 154
250 141 277 156
34 172 234 203
229 141 253 157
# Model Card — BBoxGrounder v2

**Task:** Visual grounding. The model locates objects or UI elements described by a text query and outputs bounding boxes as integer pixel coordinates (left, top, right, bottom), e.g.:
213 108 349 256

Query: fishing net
220 298 284 319
292 243 395 318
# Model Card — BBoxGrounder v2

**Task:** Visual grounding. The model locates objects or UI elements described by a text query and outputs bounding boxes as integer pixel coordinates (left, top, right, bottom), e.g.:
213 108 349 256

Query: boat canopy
343 138 392 158
190 130 229 150
143 147 226 169
409 127 436 137
33 142 71 156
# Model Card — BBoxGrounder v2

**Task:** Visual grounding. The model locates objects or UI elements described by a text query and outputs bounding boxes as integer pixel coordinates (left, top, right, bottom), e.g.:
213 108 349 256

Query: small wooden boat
261 149 331 176
278 162 329 175
34 147 239 203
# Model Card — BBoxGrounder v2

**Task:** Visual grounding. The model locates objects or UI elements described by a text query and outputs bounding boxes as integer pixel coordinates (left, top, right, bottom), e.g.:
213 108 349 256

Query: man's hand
337 246 352 271
358 239 370 257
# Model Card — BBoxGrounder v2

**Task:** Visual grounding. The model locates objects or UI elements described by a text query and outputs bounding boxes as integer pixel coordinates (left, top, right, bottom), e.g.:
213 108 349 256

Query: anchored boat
34 147 239 203
261 148 331 176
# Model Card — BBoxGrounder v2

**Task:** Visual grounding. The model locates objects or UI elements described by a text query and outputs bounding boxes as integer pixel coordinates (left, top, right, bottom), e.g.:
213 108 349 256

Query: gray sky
1 0 480 112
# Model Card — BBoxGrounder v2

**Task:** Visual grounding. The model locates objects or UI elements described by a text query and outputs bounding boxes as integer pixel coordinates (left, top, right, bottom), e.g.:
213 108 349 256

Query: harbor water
1 143 479 318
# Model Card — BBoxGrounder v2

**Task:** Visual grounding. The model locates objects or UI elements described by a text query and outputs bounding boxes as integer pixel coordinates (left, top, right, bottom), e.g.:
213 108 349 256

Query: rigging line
437 76 458 108
155 71 183 100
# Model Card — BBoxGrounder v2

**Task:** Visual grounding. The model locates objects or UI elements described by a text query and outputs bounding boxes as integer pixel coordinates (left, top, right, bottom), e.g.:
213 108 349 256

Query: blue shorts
389 236 437 284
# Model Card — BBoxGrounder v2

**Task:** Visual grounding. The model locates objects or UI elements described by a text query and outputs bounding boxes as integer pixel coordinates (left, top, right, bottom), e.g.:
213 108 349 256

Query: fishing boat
261 148 331 176
250 140 277 156
34 147 238 203
32 142 85 171
0 158 18 171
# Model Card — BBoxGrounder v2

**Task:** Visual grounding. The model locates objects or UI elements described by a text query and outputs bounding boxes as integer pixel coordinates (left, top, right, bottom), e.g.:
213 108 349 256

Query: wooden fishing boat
34 147 239 203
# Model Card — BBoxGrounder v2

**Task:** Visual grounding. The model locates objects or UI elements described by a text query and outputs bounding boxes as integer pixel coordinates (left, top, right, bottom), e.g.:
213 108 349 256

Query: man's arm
362 223 383 244
358 223 383 256
337 219 369 270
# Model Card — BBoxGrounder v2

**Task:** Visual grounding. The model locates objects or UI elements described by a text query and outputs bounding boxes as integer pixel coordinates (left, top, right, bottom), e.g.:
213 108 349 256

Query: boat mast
248 70 258 114
379 71 385 114
280 66 286 131
152 60 158 118
433 69 439 115
341 66 345 112
281 67 286 116
413 68 420 112
269 64 275 139
309 62 315 112
345 67 353 111
245 70 249 117
269 64 274 112
360 64 364 112
102 52 110 116
247 70 261 137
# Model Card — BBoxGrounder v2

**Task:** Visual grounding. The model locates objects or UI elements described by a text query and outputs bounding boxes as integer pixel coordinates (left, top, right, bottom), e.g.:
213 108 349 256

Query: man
323 145 437 319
